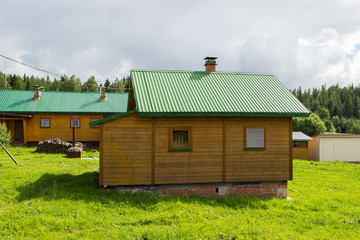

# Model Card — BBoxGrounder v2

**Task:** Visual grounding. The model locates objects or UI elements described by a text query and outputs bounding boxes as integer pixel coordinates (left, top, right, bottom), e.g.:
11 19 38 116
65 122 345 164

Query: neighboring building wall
319 137 360 162
7 120 15 139
293 141 309 160
25 114 103 142
308 136 319 161
100 114 292 186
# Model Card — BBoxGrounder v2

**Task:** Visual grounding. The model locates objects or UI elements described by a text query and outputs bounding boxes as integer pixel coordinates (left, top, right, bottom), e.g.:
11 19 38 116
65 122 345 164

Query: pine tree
82 76 99 92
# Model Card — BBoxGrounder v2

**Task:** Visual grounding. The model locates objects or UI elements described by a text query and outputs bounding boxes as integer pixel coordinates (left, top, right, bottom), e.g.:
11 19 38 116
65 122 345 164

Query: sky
1 0 360 89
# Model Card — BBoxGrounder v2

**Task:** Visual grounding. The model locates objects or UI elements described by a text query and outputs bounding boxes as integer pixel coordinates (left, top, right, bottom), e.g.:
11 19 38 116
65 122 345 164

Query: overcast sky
1 0 360 89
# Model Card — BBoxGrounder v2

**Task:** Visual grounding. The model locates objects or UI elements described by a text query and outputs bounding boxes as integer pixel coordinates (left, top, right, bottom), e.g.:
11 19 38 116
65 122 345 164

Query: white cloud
235 28 360 89
1 0 360 89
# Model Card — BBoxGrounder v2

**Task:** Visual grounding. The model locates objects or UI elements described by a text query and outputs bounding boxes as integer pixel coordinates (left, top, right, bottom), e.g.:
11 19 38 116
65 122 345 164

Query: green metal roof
0 90 128 114
89 109 136 126
130 70 310 117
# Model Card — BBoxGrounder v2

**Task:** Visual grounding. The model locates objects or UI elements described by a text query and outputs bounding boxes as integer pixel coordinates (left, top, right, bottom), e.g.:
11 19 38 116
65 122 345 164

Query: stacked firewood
36 138 82 153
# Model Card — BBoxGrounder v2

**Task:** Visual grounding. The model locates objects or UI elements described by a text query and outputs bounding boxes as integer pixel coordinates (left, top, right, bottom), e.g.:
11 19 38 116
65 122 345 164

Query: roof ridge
131 69 275 76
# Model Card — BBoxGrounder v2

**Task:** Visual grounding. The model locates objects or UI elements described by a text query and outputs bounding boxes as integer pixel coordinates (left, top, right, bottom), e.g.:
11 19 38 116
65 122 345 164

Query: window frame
70 118 81 128
90 118 100 128
168 127 193 152
40 118 51 128
243 127 266 151
293 141 301 148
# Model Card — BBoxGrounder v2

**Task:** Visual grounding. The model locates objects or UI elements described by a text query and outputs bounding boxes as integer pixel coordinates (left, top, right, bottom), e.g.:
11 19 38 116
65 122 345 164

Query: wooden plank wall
7 120 15 140
127 81 136 111
293 148 309 160
25 114 103 142
154 117 223 184
101 114 152 185
308 136 319 161
100 115 291 186
226 117 290 182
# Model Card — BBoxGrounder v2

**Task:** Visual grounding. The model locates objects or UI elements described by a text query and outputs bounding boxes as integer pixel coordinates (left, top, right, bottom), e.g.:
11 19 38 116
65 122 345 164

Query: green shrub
0 122 12 146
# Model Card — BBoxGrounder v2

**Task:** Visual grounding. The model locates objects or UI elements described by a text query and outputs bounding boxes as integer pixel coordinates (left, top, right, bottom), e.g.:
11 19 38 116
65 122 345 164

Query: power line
0 53 61 77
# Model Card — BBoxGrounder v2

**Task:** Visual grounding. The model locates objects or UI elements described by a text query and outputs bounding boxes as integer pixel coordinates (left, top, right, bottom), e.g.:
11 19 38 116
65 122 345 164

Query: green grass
0 147 359 239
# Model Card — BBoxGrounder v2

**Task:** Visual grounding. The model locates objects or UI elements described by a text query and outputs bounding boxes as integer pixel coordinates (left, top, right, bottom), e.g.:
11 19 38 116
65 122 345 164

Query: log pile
36 138 83 154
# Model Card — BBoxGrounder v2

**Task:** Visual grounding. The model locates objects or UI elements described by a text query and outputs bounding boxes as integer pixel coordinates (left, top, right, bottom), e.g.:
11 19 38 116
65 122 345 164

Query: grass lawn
0 147 359 239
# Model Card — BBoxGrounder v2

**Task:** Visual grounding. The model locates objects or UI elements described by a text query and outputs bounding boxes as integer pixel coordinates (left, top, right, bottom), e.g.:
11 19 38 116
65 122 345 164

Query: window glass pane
40 118 50 128
70 118 80 128
173 130 188 147
247 128 264 147
293 141 301 148
90 118 100 128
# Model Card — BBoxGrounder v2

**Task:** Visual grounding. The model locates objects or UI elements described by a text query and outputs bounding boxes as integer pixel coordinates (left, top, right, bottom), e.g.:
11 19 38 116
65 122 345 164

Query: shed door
14 120 23 141
334 144 346 162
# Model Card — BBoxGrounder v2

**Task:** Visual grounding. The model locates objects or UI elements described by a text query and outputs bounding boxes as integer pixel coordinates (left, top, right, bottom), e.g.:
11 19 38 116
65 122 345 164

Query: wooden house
90 57 310 198
0 88 128 145
292 131 312 160
309 133 360 162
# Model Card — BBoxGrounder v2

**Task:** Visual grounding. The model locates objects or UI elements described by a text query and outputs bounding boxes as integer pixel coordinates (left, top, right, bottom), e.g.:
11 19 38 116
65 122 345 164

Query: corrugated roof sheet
0 90 128 114
292 132 312 141
131 70 310 117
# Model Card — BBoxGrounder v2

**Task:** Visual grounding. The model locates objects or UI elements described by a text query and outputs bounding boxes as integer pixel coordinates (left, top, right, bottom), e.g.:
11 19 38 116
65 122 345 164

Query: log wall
100 114 292 186
24 114 103 142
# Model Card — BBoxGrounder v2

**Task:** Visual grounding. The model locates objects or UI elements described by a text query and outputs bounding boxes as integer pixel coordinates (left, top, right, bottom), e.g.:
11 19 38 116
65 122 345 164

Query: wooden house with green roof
90 57 310 198
0 88 128 144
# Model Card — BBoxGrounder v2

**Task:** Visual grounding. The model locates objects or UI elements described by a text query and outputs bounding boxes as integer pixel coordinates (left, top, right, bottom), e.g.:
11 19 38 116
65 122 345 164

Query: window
293 141 301 148
70 118 80 128
90 118 100 128
244 127 266 150
169 127 192 151
40 118 51 128
293 141 308 148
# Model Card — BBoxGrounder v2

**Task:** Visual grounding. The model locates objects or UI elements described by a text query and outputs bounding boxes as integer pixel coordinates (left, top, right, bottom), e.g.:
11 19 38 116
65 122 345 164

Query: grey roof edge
292 131 312 141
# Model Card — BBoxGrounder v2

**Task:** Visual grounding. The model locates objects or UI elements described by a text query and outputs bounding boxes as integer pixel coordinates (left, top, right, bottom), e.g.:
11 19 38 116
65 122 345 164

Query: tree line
0 71 130 93
1 71 360 135
292 84 360 135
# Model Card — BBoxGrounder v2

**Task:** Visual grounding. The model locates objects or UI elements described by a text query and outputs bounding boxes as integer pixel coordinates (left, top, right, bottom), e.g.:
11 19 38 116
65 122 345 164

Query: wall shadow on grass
16 172 270 210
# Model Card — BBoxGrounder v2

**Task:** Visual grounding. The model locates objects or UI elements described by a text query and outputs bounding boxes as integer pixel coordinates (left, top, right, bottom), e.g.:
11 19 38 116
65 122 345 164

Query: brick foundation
110 182 288 199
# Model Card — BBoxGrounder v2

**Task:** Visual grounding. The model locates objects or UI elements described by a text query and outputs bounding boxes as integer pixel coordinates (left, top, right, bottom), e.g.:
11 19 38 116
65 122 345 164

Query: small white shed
308 133 360 162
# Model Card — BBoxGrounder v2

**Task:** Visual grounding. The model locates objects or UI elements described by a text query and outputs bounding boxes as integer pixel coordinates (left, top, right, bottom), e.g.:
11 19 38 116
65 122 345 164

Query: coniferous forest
291 84 360 135
1 71 360 135
0 71 130 93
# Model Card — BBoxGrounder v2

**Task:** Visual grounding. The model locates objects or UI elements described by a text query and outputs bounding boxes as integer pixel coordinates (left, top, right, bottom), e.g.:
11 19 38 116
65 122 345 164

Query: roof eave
88 109 137 126
137 112 310 117
0 111 125 115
